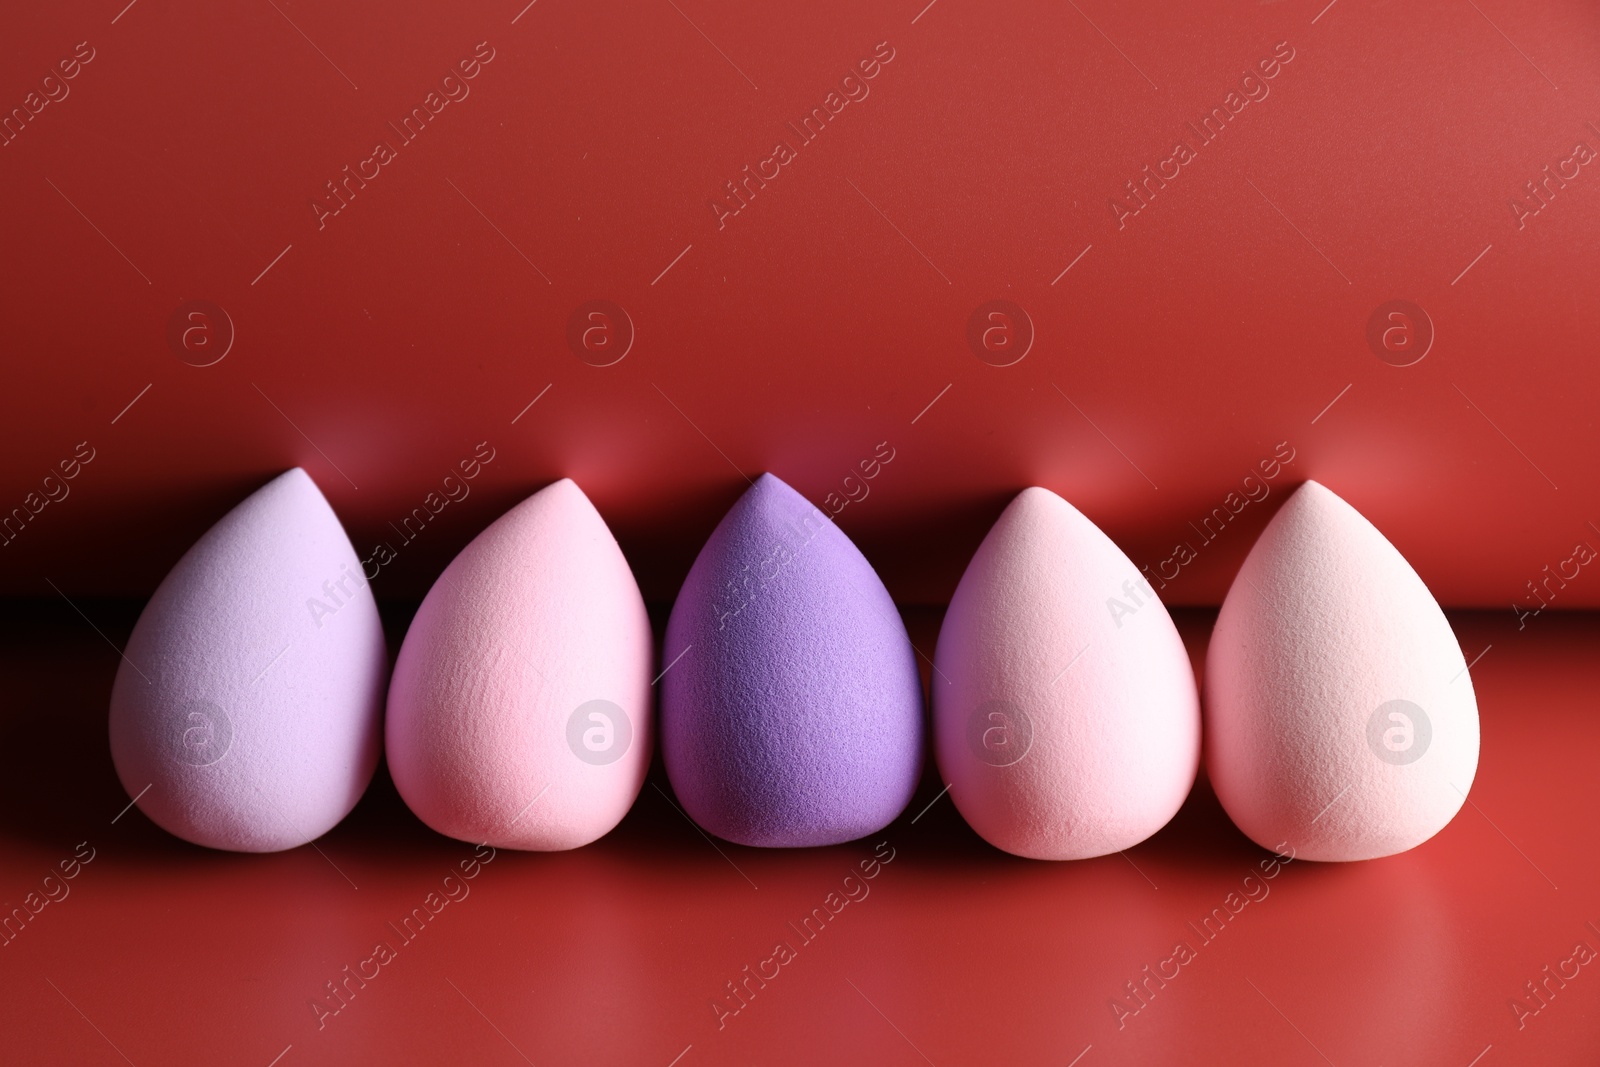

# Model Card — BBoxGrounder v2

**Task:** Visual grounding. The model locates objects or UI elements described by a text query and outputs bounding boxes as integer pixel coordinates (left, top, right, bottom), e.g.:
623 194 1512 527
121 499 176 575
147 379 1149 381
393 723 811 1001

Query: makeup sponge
108 469 387 852
660 474 923 847
933 487 1200 860
1206 480 1480 861
387 479 652 850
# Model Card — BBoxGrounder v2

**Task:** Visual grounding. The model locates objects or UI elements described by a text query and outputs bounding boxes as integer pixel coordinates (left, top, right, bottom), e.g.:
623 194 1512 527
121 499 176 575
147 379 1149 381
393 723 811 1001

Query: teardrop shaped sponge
933 487 1200 859
660 474 924 847
108 469 388 852
387 479 653 850
1205 480 1480 861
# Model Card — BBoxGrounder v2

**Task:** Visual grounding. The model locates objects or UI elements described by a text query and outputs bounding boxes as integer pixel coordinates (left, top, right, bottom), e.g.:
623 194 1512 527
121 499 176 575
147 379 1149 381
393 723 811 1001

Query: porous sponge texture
933 487 1200 860
387 478 653 851
1205 480 1480 861
661 473 924 847
108 468 387 852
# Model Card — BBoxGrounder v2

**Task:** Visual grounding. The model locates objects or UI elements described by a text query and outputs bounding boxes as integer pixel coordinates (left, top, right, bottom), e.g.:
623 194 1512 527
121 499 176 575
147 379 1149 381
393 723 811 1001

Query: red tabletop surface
0 604 1595 1066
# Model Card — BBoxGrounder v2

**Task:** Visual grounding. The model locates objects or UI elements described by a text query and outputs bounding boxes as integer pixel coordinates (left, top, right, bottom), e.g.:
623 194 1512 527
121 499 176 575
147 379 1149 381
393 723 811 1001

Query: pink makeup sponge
386 479 652 850
933 487 1200 860
108 469 387 852
1205 481 1480 861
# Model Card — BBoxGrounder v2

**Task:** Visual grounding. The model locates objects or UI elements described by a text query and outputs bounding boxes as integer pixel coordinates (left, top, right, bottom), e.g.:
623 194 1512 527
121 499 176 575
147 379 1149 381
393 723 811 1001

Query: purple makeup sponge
108 469 387 852
661 473 923 847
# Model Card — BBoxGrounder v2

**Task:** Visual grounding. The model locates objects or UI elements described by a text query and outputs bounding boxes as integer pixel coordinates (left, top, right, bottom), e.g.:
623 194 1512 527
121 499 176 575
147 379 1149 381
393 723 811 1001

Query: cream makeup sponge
933 487 1200 860
108 469 387 852
387 479 652 850
1206 481 1480 861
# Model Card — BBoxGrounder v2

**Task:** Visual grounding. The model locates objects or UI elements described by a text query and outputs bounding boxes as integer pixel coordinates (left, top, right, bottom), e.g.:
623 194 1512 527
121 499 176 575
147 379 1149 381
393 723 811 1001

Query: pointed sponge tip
933 487 1200 859
386 478 654 850
1205 480 1480 861
108 469 388 852
660 474 924 847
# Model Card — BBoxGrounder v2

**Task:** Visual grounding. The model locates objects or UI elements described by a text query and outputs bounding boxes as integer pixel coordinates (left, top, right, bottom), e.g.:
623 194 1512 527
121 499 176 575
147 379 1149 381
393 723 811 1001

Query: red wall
3 0 1598 609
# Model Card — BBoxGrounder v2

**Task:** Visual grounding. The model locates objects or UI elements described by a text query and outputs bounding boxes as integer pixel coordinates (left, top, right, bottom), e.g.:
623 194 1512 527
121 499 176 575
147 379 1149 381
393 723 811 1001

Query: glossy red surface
0 605 1596 1066
3 0 1600 608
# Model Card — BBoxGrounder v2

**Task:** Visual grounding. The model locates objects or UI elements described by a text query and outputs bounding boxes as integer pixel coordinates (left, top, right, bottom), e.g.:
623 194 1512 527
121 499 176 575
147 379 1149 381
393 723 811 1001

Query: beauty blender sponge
108 469 387 852
660 473 923 847
387 478 652 850
932 487 1200 860
1206 480 1480 861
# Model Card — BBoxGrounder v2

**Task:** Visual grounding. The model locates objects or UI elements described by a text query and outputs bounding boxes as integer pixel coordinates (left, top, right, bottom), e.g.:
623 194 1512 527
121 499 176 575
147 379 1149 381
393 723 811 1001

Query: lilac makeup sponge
660 474 923 847
1205 481 1480 861
108 469 387 852
386 479 652 850
933 488 1200 860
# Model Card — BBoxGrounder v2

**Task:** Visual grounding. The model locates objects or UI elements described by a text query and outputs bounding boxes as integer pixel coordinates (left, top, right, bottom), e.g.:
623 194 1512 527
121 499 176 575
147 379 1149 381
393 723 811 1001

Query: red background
2 0 1599 609
3 0 1599 1063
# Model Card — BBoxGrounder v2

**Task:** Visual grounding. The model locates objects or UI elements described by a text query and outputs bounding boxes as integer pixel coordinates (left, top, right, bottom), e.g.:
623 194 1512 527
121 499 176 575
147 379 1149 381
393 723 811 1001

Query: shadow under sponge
660 474 924 848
